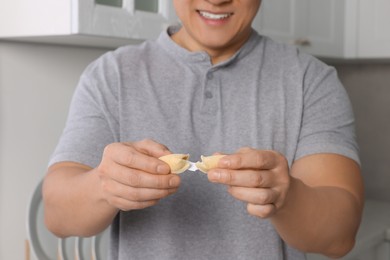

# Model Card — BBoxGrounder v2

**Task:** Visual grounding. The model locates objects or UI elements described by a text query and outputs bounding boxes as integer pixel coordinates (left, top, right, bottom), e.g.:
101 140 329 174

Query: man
43 0 364 259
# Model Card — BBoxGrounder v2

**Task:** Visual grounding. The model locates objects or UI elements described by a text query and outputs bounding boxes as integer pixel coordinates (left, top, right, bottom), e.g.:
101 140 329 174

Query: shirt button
205 91 213 99
207 73 213 80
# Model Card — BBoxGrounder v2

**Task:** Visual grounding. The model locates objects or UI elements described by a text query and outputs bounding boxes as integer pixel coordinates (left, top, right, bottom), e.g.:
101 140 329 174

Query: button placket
204 70 215 99
201 69 219 114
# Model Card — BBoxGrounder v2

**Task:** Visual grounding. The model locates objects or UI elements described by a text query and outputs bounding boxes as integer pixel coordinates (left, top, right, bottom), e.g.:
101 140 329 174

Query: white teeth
199 11 231 20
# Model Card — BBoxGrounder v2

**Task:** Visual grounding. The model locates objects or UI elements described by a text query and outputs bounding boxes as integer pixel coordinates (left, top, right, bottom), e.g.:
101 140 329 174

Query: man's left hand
207 147 291 218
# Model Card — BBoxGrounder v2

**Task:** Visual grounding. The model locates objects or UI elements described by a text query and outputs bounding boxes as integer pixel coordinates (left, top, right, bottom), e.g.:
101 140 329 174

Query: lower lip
198 12 232 26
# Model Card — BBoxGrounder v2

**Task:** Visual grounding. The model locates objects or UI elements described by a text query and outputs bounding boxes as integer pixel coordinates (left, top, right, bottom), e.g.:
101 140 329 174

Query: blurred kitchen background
1 1 389 259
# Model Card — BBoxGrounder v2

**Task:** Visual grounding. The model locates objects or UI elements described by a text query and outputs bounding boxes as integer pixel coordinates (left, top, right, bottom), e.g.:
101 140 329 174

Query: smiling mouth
198 10 233 20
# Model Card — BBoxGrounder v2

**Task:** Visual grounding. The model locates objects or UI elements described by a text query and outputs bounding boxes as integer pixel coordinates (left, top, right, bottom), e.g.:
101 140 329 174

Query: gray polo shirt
50 26 359 260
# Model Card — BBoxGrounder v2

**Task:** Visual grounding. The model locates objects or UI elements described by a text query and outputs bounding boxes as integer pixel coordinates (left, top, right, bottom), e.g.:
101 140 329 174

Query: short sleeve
294 57 360 165
49 53 120 168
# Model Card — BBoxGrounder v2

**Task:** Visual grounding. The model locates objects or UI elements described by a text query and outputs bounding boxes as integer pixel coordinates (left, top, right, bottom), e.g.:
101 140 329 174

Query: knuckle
156 176 168 189
103 142 120 157
238 146 253 153
257 191 270 204
128 172 141 187
140 138 153 145
125 150 137 166
230 156 243 169
102 143 113 155
250 173 263 187
255 152 265 168
221 170 234 183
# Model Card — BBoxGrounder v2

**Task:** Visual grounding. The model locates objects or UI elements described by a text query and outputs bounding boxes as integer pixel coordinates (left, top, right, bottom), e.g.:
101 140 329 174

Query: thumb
133 138 172 158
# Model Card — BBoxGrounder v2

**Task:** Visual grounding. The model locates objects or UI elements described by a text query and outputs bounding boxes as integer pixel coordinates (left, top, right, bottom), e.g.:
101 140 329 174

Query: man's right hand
97 139 180 211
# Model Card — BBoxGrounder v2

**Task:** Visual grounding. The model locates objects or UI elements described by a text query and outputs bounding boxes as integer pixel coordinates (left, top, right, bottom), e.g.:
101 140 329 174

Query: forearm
42 164 118 238
271 177 363 258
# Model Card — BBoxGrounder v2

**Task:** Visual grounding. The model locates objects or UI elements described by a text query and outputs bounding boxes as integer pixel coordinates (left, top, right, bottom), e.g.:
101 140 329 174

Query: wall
0 40 389 259
0 41 109 260
331 62 390 202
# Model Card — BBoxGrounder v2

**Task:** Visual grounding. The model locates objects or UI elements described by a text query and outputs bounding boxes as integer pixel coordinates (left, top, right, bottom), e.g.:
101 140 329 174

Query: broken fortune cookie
158 154 190 174
195 155 226 173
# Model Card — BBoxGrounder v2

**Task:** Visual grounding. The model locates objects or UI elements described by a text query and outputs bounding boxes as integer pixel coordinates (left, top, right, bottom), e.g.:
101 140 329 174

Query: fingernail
157 164 169 174
220 158 230 167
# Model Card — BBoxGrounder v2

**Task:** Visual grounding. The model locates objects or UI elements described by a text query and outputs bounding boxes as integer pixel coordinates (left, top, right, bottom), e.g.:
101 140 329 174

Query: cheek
173 0 190 21
244 1 261 21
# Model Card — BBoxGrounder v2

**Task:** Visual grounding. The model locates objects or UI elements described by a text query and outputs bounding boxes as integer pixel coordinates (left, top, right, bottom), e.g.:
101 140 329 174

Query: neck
171 27 252 65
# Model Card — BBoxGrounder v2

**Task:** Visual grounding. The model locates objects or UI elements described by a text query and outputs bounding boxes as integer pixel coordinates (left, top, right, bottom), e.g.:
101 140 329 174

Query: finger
123 186 178 202
116 167 181 189
208 168 272 188
227 186 277 205
99 159 180 189
218 148 280 170
107 196 159 211
247 203 276 218
104 143 170 175
132 138 171 158
102 179 178 202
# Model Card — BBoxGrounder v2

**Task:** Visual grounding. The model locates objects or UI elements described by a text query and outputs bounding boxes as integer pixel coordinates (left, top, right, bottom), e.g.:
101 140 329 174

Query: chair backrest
26 179 110 260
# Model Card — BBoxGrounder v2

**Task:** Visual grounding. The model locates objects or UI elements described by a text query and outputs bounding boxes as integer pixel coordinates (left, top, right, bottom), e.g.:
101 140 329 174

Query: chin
197 35 235 50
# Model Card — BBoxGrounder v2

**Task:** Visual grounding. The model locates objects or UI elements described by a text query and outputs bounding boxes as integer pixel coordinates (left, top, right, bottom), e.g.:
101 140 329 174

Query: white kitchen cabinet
254 0 390 59
253 0 356 58
358 0 390 58
0 0 178 48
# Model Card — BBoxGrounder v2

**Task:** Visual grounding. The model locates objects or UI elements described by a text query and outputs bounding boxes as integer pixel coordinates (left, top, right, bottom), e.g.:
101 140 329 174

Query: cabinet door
73 0 178 40
0 0 71 37
359 0 390 58
254 0 354 58
298 0 347 57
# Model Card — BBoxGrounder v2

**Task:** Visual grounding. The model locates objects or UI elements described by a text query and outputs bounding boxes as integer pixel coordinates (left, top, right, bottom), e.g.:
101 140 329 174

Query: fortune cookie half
195 155 226 173
159 154 190 174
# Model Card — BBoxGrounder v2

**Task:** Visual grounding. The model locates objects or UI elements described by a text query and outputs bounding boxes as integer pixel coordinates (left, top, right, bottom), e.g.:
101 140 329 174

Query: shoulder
254 33 341 93
78 38 163 90
86 39 160 73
